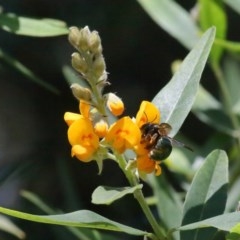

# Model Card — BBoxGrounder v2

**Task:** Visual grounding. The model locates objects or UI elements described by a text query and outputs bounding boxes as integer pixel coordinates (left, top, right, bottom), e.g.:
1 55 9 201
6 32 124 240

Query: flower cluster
64 26 163 176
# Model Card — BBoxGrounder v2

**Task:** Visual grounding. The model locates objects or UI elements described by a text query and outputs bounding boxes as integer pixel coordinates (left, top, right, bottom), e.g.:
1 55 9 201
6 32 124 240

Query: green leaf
91 185 143 205
181 149 228 240
152 27 216 137
198 0 227 64
179 212 240 232
0 214 25 239
137 0 199 49
21 190 108 240
147 174 183 240
0 207 147 237
0 13 68 37
0 48 60 94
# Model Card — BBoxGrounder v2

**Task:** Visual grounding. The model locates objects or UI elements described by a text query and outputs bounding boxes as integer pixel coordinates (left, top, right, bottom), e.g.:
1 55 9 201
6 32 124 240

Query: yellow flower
64 100 100 162
64 98 162 175
135 101 162 176
67 117 99 162
105 116 141 153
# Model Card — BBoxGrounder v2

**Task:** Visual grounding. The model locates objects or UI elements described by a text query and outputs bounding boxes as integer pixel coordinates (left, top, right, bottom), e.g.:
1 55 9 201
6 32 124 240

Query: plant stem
117 153 166 240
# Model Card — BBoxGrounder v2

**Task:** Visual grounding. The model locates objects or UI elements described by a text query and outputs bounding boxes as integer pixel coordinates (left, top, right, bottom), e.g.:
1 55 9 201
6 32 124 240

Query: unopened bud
106 93 124 116
70 84 92 102
92 54 106 78
89 31 102 54
78 26 91 51
71 52 88 74
68 26 80 49
94 119 108 138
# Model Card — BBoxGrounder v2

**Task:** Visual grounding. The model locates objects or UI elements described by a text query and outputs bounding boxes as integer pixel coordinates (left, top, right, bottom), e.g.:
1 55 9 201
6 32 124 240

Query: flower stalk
116 152 166 240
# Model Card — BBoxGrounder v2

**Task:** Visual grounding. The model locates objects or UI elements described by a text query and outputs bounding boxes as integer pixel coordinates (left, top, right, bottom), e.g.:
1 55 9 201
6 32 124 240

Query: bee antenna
143 111 158 123
143 111 149 122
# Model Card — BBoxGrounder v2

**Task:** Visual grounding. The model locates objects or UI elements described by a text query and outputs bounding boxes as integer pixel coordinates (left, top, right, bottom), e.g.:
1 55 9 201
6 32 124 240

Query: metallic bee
140 122 192 161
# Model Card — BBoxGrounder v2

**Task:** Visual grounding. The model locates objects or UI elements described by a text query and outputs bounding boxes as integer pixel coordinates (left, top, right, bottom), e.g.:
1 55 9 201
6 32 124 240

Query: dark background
0 1 239 239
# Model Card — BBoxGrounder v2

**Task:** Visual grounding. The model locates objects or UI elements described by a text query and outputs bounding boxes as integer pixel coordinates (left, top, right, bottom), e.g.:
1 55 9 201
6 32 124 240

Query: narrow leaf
181 149 228 240
137 0 199 49
152 27 216 137
92 185 143 205
0 207 147 236
0 215 25 239
21 190 109 240
179 212 240 232
0 13 68 37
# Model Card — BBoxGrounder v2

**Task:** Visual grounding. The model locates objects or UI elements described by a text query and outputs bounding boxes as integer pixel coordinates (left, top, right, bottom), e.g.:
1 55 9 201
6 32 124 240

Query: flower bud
71 52 88 74
89 31 102 54
92 54 106 78
70 84 92 102
78 26 91 51
94 119 108 138
106 93 124 116
68 26 80 49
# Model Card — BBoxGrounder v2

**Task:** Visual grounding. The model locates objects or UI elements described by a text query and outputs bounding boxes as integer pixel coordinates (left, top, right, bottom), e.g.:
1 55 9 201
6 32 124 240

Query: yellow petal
71 145 94 162
64 112 82 126
79 100 91 119
68 118 99 149
137 154 156 174
136 101 160 128
105 116 141 153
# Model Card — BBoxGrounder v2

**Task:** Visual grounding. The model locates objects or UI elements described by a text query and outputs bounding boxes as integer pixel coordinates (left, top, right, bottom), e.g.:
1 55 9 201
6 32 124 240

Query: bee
140 122 192 161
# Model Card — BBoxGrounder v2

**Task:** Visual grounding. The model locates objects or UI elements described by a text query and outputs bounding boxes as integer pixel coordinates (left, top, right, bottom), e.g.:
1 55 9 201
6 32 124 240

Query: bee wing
158 123 172 136
169 138 193 151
